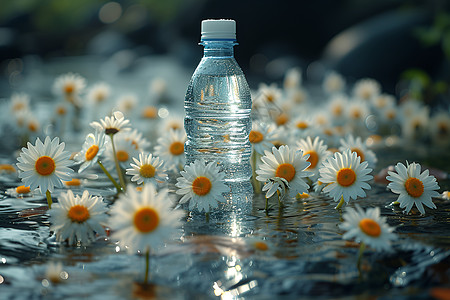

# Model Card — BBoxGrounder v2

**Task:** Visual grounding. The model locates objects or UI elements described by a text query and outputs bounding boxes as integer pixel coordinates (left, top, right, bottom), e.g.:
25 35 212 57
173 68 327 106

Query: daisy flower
339 135 377 169
256 145 311 198
116 93 138 116
153 129 186 172
401 107 429 141
86 82 111 105
9 92 30 114
340 205 396 252
52 73 86 105
296 136 331 180
283 67 302 90
323 71 346 95
327 94 348 126
175 159 229 213
74 130 107 173
122 129 150 152
49 190 108 245
6 185 41 198
347 99 370 122
386 161 440 215
249 122 277 155
126 152 167 186
318 149 373 208
109 184 184 253
254 83 283 109
352 78 381 101
429 111 450 147
90 111 131 135
103 133 140 170
371 94 396 112
16 136 74 195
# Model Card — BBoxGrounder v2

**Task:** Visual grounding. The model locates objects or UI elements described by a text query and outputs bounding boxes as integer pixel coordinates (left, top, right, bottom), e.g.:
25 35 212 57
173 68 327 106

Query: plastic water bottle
184 19 253 203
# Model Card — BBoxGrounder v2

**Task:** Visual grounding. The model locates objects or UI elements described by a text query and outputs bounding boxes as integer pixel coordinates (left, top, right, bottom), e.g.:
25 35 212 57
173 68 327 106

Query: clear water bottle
184 19 253 203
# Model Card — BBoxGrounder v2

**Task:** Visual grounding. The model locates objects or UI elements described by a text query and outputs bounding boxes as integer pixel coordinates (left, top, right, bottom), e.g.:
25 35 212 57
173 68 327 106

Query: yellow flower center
64 84 74 94
386 111 396 120
134 207 159 233
405 177 424 198
16 185 31 194
332 105 343 116
351 148 365 162
275 113 289 126
57 106 67 115
266 94 274 102
192 176 212 196
336 168 356 187
254 241 269 251
296 121 308 129
142 106 158 119
249 130 264 144
68 205 90 223
304 150 319 169
35 156 55 176
359 218 381 237
351 109 361 119
116 150 129 162
65 179 81 186
275 163 296 182
139 164 156 178
28 122 38 132
85 145 99 161
169 141 184 156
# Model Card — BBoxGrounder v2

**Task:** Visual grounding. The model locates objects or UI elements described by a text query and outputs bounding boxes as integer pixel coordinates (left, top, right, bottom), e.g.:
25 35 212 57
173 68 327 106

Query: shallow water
1 146 449 300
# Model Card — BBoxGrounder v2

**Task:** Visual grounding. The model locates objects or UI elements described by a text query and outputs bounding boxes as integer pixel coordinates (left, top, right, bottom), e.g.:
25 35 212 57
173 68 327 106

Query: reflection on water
0 154 449 299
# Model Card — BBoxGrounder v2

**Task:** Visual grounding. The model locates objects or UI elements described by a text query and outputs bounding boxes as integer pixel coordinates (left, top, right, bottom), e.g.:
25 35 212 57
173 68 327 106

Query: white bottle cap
201 19 236 41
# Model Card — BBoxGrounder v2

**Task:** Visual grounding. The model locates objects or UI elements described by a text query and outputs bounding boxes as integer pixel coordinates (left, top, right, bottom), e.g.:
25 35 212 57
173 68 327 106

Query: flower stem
144 247 150 285
265 196 269 215
205 212 210 223
45 190 52 209
335 196 345 209
109 134 127 191
97 160 122 193
357 242 366 270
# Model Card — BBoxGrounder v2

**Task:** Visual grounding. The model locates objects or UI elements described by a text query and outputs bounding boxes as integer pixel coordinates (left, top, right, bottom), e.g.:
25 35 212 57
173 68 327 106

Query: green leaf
401 69 431 88
413 26 442 47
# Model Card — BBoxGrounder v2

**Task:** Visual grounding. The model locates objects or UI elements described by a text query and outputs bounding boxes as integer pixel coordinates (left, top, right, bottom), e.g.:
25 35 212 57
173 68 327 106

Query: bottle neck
201 40 236 57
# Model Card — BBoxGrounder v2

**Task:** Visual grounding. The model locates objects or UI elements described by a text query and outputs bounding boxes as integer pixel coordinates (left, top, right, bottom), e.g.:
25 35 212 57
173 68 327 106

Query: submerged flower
319 149 372 205
386 162 440 214
339 135 377 169
109 184 184 253
296 136 331 180
256 145 311 198
49 190 108 245
153 129 186 171
16 136 73 194
126 152 167 186
6 185 41 198
175 159 229 212
74 130 107 173
340 205 396 251
90 111 131 135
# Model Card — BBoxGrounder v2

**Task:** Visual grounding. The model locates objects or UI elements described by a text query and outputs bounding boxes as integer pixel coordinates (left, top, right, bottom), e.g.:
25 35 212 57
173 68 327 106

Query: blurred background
0 0 449 105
